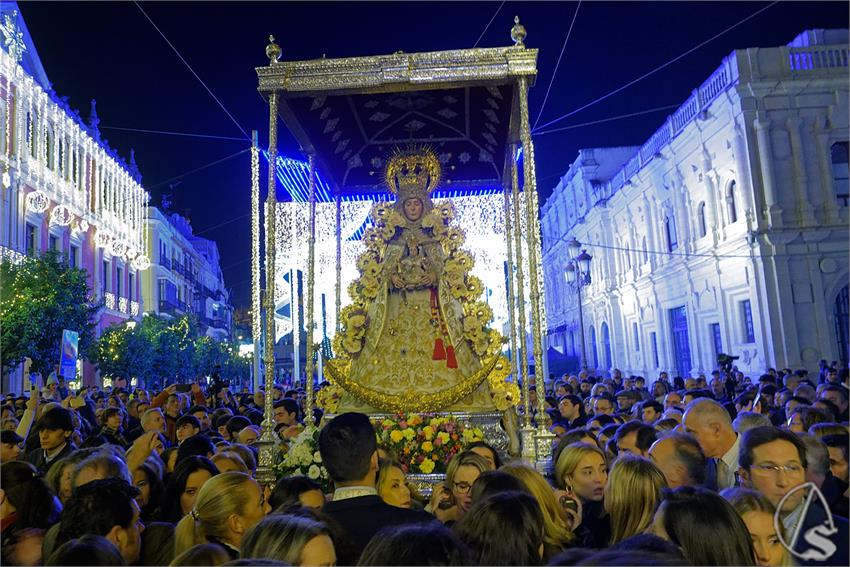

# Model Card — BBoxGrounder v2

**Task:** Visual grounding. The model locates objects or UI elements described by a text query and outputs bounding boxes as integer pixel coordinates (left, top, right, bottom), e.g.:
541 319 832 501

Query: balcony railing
0 245 26 265
159 299 187 316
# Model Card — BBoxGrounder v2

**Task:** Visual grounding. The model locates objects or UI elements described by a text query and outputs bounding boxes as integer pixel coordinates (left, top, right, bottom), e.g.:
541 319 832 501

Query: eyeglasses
453 481 473 494
750 463 804 475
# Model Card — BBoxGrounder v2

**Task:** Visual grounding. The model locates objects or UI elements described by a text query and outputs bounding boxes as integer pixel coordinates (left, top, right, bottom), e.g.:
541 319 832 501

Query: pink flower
433 437 443 446
399 421 408 428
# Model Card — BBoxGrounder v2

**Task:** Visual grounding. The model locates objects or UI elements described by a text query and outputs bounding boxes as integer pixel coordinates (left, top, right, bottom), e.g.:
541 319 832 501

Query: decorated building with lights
141 206 232 342
542 29 849 378
0 5 151 390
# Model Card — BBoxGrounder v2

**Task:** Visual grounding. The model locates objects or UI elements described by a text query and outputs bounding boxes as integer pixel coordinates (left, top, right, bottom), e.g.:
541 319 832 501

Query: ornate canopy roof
256 25 538 197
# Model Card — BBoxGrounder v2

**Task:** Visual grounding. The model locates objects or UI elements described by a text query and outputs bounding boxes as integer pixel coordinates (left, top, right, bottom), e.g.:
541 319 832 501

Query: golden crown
384 147 442 201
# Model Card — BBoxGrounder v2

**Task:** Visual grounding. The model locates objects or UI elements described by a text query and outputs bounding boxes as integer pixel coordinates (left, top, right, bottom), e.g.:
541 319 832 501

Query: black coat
24 442 76 477
322 495 435 564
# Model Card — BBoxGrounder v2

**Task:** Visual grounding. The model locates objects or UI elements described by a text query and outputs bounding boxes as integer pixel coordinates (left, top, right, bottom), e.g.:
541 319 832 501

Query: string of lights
532 0 581 131
133 1 251 140
531 0 780 133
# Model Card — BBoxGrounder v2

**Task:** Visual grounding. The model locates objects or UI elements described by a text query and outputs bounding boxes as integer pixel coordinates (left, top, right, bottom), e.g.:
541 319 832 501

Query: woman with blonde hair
174 471 270 559
241 514 336 566
721 487 790 567
428 450 492 522
501 463 575 560
376 458 413 509
553 442 609 548
604 454 667 544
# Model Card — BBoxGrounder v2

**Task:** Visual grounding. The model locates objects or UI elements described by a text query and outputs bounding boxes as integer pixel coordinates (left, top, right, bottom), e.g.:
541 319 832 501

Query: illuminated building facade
141 206 232 342
0 6 150 390
542 29 849 377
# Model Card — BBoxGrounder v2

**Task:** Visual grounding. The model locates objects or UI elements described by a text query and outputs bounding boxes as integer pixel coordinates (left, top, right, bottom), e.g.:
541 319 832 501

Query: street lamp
564 239 592 370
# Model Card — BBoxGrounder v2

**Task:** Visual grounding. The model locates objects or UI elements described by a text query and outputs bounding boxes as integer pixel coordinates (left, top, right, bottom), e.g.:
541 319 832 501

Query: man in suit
738 426 849 566
319 412 434 563
683 398 739 490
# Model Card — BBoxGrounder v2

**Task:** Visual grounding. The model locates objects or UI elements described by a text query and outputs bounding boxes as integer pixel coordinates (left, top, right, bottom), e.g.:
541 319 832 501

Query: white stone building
141 206 232 341
541 29 849 378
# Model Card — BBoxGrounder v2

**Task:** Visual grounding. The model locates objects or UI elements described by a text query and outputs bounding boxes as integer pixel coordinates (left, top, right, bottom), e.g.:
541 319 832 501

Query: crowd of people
0 363 848 566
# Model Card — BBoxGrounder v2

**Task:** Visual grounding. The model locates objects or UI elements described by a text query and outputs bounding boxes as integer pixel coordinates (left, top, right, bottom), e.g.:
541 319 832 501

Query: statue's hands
421 272 437 287
391 274 406 289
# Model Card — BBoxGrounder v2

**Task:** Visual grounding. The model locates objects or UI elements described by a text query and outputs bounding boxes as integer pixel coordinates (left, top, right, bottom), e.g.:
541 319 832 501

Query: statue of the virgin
326 147 518 415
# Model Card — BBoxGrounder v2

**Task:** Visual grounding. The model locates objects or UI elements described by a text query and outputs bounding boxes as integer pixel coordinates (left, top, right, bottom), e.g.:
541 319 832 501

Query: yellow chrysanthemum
419 458 435 474
402 428 415 440
437 432 450 443
422 426 434 440
390 430 404 443
421 441 433 453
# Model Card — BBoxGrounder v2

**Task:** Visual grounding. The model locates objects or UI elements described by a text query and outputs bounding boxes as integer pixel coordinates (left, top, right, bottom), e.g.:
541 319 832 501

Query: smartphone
559 495 579 514
175 384 192 393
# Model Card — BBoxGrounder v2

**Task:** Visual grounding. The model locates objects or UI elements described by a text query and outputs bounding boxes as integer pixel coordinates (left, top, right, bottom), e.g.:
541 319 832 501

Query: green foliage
90 313 248 386
0 251 98 375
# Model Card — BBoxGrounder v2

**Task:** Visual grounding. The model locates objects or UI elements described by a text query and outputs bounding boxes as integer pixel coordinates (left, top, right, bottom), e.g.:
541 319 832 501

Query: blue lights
262 152 503 203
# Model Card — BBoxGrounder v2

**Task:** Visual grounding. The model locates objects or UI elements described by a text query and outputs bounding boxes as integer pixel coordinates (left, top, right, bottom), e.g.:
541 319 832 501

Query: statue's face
403 198 424 221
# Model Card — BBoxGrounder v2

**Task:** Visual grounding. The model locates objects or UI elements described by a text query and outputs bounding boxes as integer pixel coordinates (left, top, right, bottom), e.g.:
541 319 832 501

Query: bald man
648 432 708 489
683 398 739 489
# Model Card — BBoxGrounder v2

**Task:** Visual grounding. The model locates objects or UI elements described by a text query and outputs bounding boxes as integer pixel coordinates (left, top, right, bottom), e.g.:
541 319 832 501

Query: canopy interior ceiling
257 43 538 198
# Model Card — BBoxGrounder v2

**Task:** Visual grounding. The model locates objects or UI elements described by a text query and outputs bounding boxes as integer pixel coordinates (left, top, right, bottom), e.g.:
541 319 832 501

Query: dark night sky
17 1 848 308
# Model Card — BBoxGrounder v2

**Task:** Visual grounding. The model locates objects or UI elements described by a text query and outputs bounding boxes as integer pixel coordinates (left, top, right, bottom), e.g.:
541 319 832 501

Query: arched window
698 202 707 238
831 142 849 206
727 181 738 223
665 215 678 252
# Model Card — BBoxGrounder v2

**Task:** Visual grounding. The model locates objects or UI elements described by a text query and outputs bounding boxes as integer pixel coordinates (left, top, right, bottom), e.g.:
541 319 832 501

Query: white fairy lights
0 47 149 269
272 192 534 343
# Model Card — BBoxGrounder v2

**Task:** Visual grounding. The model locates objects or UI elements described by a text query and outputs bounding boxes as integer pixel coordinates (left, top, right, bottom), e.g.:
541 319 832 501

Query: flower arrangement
376 413 486 475
273 426 331 492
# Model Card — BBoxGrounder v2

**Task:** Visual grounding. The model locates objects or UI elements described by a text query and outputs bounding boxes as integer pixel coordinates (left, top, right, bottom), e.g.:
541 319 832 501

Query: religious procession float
251 18 555 488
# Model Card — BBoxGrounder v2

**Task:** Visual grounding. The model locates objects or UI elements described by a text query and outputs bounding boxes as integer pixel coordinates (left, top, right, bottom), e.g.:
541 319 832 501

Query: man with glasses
739 426 848 566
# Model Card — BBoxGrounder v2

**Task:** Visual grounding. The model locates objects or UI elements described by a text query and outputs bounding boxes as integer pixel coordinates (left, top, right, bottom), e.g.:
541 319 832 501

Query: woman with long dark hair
455 491 544 566
156 456 219 524
650 486 756 565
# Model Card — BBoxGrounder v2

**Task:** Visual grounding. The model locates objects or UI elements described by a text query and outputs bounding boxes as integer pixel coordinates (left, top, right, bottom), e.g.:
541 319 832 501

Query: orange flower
451 434 458 441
